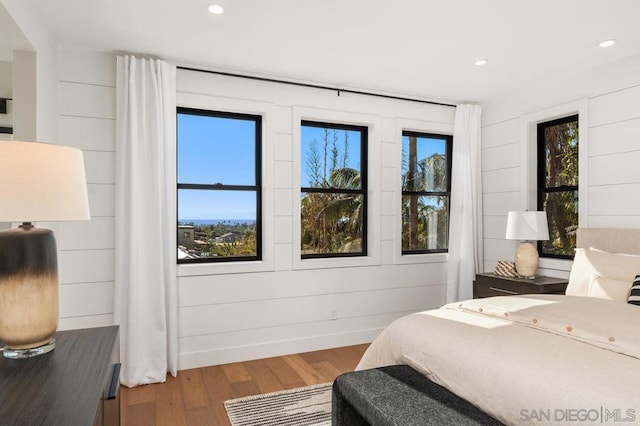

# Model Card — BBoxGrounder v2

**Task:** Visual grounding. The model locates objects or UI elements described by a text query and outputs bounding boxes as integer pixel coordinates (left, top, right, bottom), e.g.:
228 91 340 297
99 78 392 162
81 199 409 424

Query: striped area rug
224 382 332 426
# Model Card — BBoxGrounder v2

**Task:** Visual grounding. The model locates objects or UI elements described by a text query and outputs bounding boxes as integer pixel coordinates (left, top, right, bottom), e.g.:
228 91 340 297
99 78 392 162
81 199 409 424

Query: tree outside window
300 121 367 258
537 115 578 258
401 132 452 254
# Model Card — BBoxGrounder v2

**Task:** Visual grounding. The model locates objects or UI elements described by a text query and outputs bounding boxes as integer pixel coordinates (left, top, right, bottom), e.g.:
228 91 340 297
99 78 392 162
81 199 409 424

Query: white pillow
588 274 632 302
566 248 640 297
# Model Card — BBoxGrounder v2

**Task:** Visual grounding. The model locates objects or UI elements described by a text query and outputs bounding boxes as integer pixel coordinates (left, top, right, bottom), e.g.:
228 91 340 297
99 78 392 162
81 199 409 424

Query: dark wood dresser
474 272 569 298
0 326 120 426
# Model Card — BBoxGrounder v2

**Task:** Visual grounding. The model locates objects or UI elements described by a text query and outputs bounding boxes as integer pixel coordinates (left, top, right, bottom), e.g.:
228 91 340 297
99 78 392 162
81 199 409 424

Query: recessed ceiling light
599 39 616 48
208 4 225 15
474 59 488 66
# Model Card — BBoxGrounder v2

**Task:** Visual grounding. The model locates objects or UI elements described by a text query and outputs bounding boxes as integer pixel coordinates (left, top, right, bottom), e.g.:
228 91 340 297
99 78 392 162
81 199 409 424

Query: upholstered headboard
576 228 640 255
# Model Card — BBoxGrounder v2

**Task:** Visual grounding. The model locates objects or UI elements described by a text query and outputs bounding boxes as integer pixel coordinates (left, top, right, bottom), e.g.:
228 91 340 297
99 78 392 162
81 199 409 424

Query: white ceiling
32 0 640 104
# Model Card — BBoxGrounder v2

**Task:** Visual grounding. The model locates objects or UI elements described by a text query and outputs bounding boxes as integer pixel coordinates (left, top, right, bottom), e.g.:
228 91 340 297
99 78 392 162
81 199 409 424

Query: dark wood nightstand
0 326 120 426
473 272 569 298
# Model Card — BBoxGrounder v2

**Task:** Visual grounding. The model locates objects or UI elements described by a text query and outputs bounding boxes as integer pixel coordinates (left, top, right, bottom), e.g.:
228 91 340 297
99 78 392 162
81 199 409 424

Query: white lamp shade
505 211 549 241
0 141 90 222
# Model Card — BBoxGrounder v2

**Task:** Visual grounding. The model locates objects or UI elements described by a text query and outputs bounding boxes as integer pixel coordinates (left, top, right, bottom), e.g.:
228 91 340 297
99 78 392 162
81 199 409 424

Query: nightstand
0 326 120 426
473 272 569 299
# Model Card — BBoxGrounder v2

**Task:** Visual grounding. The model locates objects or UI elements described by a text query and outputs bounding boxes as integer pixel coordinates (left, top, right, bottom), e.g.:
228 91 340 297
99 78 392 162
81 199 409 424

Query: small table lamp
505 211 549 278
0 141 90 358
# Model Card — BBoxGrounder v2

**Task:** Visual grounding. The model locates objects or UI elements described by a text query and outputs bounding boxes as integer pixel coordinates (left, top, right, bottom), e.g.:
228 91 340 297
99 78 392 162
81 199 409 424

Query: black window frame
300 120 368 259
401 131 453 255
536 114 578 260
176 107 262 264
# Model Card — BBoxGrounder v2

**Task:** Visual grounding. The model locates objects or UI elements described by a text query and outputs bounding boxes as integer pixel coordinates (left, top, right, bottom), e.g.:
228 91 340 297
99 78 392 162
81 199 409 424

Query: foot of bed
332 365 503 425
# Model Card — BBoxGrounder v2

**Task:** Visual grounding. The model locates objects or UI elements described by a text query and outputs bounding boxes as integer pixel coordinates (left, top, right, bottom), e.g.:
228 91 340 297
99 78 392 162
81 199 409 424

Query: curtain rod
177 66 457 108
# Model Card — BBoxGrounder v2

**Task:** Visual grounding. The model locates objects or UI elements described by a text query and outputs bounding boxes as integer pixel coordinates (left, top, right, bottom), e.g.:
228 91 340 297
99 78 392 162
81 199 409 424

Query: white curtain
115 55 178 386
446 104 483 303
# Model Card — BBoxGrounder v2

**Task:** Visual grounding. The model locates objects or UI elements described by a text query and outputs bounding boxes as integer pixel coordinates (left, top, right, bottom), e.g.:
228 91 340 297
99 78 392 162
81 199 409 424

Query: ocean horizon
179 219 256 226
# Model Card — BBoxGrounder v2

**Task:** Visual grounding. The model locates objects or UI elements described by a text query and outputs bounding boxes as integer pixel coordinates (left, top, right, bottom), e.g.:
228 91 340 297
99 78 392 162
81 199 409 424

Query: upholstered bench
332 365 503 425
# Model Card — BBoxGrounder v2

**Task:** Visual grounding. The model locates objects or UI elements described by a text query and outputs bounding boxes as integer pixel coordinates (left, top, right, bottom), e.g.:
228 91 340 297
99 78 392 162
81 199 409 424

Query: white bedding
357 295 640 425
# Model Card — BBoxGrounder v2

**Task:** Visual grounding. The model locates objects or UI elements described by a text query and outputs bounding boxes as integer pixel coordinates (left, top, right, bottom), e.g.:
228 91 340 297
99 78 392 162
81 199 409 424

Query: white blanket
357 295 640 425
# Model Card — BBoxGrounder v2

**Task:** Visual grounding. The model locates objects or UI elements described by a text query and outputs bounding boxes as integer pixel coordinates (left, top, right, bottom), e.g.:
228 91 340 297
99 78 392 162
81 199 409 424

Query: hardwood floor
120 343 369 426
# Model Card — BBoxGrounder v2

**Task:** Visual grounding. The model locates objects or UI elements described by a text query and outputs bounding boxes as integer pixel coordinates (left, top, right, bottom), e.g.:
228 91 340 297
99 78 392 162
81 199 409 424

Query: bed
353 228 640 425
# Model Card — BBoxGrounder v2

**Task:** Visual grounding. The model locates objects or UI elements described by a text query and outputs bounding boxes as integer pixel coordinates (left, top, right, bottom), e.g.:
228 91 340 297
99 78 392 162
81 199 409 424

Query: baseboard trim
177 328 382 370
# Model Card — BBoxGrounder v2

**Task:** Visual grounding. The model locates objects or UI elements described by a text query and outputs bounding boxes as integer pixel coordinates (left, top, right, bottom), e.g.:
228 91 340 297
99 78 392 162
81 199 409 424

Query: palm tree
401 143 448 250
301 127 365 254
320 167 363 235
301 167 363 254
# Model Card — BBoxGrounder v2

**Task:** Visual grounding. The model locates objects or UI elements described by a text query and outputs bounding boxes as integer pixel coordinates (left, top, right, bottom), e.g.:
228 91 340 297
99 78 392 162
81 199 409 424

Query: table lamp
505 211 549 278
0 141 90 359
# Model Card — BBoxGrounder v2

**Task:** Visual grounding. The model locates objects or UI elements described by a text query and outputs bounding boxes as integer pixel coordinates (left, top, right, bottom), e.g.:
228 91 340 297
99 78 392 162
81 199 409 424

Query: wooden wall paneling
589 118 640 157
59 115 115 151
59 314 114 331
481 118 520 148
59 281 114 317
482 192 520 216
59 81 116 119
482 167 520 193
56 217 115 250
588 84 640 127
589 151 640 186
58 249 115 284
481 142 519 171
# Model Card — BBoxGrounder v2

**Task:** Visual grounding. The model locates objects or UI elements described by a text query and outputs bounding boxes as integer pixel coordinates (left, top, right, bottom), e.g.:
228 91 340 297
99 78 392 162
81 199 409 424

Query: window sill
177 259 274 277
394 252 448 265
293 254 380 271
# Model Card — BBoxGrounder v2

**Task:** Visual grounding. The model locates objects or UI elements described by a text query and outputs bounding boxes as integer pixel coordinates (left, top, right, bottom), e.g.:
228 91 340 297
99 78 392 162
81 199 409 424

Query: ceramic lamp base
514 241 539 278
0 224 59 358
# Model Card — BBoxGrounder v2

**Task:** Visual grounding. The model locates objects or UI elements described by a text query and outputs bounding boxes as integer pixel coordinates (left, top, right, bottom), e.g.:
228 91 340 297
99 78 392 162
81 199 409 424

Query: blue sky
177 114 447 221
177 113 257 221
178 189 256 221
178 114 255 185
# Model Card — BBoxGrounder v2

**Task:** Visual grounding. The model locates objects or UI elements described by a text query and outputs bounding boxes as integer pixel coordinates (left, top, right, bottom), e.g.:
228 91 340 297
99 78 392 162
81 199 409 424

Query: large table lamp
505 211 549 278
0 141 90 359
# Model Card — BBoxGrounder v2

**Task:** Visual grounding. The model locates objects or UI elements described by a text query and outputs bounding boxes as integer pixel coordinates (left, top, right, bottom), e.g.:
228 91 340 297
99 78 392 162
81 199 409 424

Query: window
401 131 452 254
300 121 367 258
537 114 578 258
177 107 261 263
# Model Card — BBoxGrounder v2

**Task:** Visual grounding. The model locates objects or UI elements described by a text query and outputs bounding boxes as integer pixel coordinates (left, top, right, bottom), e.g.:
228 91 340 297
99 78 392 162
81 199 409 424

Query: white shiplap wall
481 54 640 277
54 50 456 370
588 86 640 228
55 50 116 330
481 118 521 273
175 69 454 369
